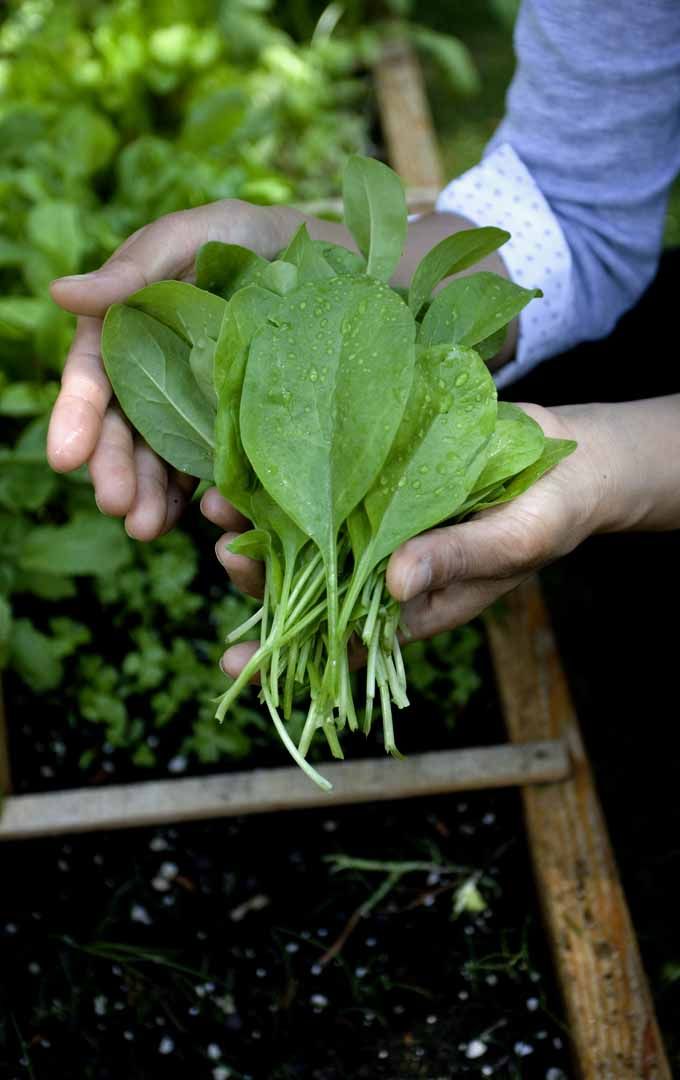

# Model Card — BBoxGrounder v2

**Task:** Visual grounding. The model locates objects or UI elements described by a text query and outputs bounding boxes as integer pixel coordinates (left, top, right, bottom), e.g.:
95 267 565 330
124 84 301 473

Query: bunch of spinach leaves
101 154 575 789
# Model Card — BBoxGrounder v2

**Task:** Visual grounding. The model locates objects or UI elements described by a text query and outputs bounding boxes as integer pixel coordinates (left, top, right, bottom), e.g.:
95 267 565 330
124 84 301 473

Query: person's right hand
47 200 304 539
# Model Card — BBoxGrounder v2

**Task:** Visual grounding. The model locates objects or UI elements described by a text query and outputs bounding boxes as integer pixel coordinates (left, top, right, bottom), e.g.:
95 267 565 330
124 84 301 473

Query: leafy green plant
101 154 575 788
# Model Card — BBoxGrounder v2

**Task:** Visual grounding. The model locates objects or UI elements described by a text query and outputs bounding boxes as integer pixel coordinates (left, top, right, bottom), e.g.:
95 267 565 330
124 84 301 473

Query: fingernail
401 558 432 601
219 655 229 675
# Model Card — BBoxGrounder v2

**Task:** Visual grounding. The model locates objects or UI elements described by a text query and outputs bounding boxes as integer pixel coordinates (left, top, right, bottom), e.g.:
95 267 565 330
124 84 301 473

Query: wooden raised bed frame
0 41 671 1080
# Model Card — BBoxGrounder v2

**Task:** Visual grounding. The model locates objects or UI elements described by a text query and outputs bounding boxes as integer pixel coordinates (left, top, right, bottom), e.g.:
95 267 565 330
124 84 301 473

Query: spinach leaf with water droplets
280 224 335 283
195 241 268 299
241 275 416 549
408 227 509 318
342 155 407 283
419 271 541 350
102 282 226 479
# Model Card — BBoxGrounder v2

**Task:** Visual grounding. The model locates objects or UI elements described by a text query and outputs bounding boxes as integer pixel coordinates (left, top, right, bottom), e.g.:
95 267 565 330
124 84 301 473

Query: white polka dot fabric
435 142 574 388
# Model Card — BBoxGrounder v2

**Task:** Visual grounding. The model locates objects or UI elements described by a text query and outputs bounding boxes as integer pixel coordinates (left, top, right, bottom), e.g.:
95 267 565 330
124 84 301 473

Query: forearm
276 206 516 369
557 395 680 533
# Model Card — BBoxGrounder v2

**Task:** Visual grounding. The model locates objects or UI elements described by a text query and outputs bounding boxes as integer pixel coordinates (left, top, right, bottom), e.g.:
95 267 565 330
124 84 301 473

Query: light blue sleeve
488 0 680 356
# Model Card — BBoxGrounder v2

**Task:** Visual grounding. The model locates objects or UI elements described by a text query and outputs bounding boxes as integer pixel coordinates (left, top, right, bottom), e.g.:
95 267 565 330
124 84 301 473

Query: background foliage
0 0 493 777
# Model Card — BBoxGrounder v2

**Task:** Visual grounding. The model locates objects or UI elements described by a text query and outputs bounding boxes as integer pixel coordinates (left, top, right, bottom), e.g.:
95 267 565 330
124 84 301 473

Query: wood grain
374 39 444 208
0 740 569 840
487 577 671 1080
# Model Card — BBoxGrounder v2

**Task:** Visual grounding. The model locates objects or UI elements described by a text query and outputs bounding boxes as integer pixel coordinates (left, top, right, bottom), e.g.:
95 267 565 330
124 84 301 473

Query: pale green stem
214 597 327 722
376 650 403 758
361 574 383 647
283 637 299 720
286 549 322 611
284 565 326 632
225 605 263 645
263 697 331 791
269 557 297 708
323 720 344 759
298 698 319 758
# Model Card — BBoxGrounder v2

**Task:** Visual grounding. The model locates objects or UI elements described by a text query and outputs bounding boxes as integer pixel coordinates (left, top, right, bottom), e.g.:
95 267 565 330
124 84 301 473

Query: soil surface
0 792 570 1079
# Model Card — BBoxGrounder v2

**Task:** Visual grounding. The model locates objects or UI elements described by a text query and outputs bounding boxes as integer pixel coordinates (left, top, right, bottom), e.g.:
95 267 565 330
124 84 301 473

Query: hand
47 199 303 539
387 403 609 637
203 402 613 677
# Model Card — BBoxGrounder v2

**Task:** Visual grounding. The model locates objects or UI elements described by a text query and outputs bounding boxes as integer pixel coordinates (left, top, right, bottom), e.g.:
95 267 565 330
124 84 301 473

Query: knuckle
433 529 470 585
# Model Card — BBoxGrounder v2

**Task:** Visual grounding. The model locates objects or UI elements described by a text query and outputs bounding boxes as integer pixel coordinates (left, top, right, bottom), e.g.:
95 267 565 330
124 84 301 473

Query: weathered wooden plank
487 577 671 1080
0 682 12 795
0 740 568 840
374 39 444 208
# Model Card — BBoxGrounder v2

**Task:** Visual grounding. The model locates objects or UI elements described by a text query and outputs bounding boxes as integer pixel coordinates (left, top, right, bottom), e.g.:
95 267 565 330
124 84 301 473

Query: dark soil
0 791 571 1080
3 627 503 795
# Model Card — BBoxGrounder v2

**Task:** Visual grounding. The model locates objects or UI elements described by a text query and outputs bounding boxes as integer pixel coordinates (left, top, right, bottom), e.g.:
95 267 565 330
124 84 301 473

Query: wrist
551 402 648 534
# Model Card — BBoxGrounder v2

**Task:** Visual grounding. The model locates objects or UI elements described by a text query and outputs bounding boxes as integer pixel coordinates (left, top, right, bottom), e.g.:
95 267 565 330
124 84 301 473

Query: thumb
387 510 551 602
49 202 291 317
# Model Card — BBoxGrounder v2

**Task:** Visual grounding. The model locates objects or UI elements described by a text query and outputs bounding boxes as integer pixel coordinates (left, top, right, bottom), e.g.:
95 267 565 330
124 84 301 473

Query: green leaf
27 201 85 277
189 337 218 410
361 344 497 566
20 513 132 577
260 260 299 295
187 713 252 763
419 272 541 350
475 325 507 362
408 227 509 317
472 401 545 491
227 529 271 561
280 223 335 283
195 241 269 299
53 105 119 179
241 275 416 550
48 616 92 660
410 26 480 96
453 877 487 918
312 240 365 275
342 155 407 282
0 299 52 342
124 280 226 350
471 437 577 512
0 381 58 417
9 618 63 693
12 571 77 601
0 239 32 267
214 284 283 514
102 287 223 480
0 596 11 669
0 452 57 511
132 744 157 768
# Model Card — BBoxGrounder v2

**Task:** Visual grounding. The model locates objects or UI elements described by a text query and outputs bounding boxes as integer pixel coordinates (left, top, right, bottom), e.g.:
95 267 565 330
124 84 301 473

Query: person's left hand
201 402 613 676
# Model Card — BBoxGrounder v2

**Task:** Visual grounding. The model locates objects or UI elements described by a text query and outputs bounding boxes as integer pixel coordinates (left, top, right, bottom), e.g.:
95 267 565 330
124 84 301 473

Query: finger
161 470 198 535
200 487 251 532
401 575 525 641
47 316 110 472
88 407 136 516
215 532 265 599
387 509 555 602
220 641 260 682
49 202 286 317
49 215 195 316
124 441 169 541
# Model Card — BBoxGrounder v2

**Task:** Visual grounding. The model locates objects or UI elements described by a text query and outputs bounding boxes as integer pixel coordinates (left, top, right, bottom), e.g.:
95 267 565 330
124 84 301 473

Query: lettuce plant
102 155 575 788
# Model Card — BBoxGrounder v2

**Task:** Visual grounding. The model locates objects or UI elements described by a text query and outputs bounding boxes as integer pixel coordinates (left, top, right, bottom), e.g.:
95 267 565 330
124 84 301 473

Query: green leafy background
0 0 494 779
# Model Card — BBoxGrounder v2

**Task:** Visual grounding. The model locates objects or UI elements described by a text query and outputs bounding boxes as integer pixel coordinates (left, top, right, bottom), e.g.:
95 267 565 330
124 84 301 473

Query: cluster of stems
214 534 410 790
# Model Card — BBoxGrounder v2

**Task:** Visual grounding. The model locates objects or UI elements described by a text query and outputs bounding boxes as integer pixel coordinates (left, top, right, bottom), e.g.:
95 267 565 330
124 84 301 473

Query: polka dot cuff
435 142 574 389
